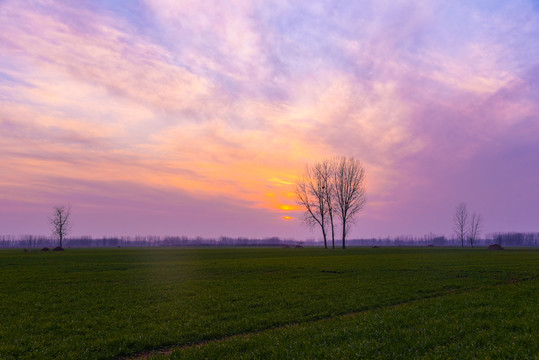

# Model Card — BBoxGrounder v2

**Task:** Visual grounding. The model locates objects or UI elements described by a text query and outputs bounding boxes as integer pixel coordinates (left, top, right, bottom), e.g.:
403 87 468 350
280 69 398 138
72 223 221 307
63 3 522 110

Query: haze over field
1 0 538 239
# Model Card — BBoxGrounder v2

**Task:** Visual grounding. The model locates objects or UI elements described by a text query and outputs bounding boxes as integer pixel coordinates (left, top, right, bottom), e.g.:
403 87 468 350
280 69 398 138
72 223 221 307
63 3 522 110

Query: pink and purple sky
1 0 538 240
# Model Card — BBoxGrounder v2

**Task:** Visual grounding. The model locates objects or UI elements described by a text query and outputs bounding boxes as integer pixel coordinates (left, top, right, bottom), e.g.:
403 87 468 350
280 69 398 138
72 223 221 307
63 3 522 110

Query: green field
0 247 537 359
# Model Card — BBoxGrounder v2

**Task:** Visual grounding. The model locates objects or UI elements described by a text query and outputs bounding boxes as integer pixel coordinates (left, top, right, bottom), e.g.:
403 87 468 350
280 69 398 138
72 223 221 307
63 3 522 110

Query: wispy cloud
1 0 539 237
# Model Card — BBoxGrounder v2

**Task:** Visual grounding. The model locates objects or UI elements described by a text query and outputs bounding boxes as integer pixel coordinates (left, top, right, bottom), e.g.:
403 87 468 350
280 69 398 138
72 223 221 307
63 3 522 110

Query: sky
1 0 539 240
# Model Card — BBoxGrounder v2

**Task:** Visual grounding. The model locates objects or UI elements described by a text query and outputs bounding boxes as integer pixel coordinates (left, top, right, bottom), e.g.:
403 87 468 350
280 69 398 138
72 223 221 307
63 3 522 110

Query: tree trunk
329 212 335 249
342 222 346 249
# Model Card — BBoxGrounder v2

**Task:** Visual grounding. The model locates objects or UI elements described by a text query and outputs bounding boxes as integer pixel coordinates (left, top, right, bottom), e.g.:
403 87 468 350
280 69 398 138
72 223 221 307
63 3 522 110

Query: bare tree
453 202 468 248
49 205 71 248
318 160 337 249
333 157 367 249
468 212 482 248
296 165 329 248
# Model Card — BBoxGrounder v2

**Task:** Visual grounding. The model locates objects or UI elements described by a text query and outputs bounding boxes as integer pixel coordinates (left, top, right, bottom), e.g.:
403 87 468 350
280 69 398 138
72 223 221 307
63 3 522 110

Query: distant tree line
489 232 539 247
348 233 538 247
2 232 537 249
0 235 299 249
2 198 536 250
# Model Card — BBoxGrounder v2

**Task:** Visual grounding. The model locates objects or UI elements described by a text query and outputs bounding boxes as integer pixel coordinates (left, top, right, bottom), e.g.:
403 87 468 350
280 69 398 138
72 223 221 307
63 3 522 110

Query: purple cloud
1 0 538 239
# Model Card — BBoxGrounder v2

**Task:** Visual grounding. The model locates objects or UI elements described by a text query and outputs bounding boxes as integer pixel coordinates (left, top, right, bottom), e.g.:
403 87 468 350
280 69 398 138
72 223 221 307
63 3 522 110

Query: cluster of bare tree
453 202 482 247
295 157 367 249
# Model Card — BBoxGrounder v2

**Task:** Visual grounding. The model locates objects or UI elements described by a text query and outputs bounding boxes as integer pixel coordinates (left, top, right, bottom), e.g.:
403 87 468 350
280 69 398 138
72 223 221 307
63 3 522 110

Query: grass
0 247 537 359
164 280 538 360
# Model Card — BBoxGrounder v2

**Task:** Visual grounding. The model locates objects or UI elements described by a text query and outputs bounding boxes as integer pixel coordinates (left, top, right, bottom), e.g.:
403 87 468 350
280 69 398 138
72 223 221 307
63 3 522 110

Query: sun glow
279 204 296 211
282 216 293 220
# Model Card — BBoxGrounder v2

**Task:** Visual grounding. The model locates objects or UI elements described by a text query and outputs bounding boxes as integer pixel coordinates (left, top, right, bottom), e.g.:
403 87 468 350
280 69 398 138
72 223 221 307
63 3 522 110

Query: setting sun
280 205 295 211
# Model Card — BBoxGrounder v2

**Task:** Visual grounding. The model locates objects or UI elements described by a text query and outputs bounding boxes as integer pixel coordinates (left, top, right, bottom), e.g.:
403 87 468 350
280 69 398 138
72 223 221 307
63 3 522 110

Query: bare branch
333 157 367 249
296 157 367 249
295 165 328 248
318 159 337 248
468 212 482 248
49 205 71 248
453 202 468 248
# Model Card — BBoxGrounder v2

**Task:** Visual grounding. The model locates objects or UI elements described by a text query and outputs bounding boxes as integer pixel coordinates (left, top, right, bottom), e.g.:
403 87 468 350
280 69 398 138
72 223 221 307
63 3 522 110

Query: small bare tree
333 157 367 249
296 165 329 248
468 212 482 248
453 202 468 248
49 205 71 248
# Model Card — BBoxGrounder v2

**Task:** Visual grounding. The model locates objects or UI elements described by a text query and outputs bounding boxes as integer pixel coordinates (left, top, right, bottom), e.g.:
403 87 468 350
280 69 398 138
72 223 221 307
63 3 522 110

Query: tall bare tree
318 160 337 249
49 205 71 248
453 202 468 248
468 212 482 248
296 165 329 248
333 157 367 249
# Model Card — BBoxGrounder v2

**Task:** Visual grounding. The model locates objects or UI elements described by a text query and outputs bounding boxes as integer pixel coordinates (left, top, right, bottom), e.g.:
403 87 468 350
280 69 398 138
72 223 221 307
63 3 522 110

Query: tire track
125 276 536 360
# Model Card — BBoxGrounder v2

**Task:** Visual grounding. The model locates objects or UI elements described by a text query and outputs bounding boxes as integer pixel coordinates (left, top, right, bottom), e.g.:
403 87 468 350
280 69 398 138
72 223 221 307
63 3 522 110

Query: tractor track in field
124 276 537 360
